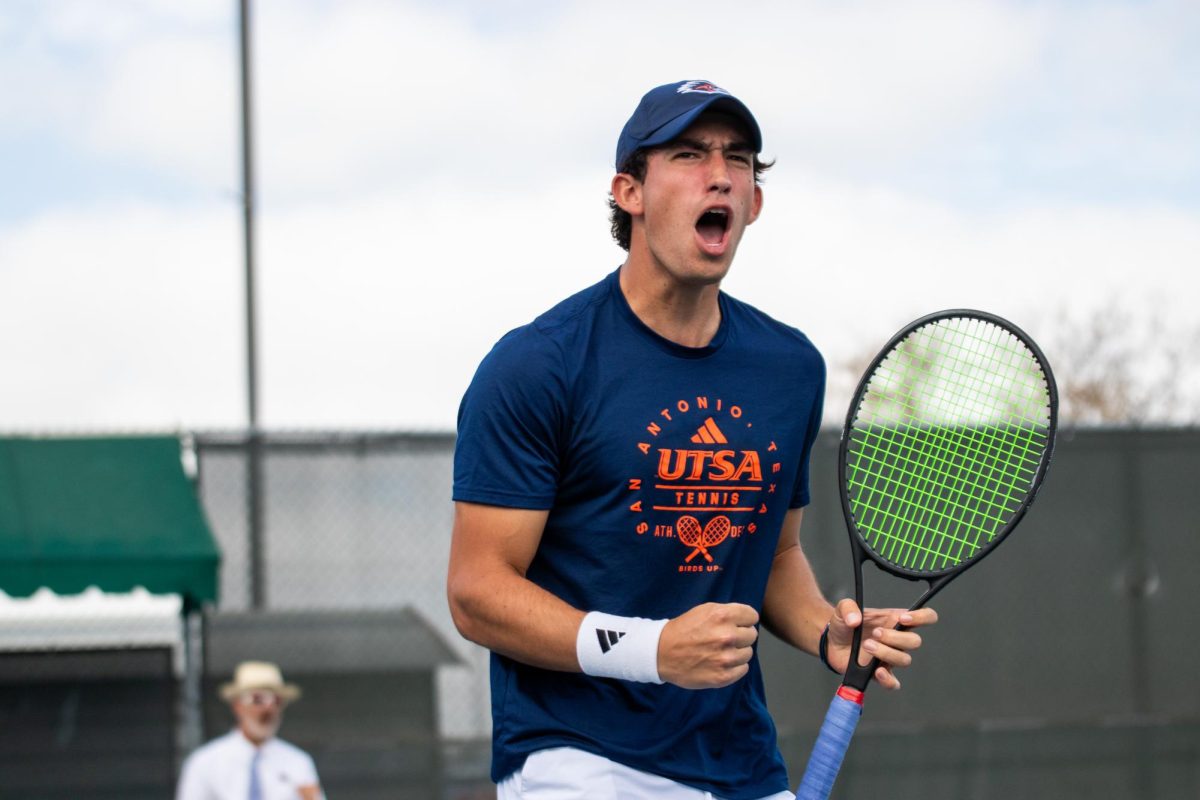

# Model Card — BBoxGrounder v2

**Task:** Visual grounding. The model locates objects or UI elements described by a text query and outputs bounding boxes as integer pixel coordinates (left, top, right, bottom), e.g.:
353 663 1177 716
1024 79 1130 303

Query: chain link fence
190 431 489 798
192 431 489 736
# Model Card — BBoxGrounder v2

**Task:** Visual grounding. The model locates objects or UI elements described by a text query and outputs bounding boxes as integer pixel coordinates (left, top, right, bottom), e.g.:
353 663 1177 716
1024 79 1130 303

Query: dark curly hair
607 148 774 251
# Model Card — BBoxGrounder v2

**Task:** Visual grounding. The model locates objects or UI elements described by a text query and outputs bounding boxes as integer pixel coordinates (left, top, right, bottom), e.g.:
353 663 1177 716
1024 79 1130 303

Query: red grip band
837 686 865 705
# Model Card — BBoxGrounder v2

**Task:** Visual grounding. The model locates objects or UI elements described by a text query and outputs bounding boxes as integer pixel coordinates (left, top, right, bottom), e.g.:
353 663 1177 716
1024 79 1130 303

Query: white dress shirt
176 729 320 800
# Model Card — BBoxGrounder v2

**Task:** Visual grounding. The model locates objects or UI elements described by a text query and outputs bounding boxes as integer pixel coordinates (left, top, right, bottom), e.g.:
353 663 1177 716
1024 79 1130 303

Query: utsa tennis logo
625 396 782 573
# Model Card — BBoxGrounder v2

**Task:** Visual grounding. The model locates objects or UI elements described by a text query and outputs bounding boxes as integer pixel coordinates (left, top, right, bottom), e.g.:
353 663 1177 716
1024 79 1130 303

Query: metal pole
178 440 206 762
239 0 265 609
178 598 204 758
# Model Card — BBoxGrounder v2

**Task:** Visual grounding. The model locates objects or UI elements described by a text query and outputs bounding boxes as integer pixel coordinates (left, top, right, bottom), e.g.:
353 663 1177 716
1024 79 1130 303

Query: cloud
0 202 243 429
253 170 613 427
245 0 1052 197
731 173 1200 419
4 161 1194 430
1 0 1197 430
9 0 1197 204
84 35 237 188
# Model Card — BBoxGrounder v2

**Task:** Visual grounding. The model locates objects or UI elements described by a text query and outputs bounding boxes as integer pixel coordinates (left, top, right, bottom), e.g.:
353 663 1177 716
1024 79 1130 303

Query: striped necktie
248 749 263 800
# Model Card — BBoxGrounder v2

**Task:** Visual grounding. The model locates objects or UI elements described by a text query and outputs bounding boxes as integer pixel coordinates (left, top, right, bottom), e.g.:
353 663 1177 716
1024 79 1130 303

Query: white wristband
575 611 669 684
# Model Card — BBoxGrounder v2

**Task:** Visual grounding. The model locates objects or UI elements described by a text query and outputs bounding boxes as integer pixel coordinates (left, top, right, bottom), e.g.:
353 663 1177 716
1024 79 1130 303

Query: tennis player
448 79 938 800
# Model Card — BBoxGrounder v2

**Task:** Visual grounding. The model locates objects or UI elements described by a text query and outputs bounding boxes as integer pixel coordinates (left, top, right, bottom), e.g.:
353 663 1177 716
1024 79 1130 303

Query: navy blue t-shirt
453 268 825 798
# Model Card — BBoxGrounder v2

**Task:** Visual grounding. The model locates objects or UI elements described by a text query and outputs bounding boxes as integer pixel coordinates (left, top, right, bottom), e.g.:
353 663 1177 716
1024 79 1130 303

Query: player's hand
657 602 759 689
824 598 938 691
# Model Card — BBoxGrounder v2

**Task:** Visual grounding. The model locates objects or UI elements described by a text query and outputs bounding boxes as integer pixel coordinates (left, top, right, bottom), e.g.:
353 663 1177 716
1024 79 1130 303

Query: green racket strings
845 317 1052 574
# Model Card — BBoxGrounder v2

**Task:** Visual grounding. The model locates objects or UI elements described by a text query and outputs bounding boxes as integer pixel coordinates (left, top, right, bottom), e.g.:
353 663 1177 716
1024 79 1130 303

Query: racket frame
836 308 1058 691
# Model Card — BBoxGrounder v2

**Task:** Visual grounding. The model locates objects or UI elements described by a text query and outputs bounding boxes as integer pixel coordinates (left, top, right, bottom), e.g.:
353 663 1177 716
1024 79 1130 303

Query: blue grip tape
794 692 863 800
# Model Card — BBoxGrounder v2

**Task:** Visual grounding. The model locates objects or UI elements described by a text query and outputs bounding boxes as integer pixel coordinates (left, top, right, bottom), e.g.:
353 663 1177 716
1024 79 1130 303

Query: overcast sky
2 0 1197 432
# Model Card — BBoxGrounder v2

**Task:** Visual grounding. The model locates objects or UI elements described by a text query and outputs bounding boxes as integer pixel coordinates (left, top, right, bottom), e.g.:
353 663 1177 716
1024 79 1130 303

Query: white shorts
496 747 795 800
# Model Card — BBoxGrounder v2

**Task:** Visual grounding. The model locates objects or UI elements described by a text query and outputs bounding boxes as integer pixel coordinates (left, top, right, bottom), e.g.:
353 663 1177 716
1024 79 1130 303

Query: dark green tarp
0 436 219 603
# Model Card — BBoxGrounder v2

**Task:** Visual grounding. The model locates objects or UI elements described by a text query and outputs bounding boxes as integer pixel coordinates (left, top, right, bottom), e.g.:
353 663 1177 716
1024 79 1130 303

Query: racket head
702 515 731 546
839 309 1057 581
676 516 702 547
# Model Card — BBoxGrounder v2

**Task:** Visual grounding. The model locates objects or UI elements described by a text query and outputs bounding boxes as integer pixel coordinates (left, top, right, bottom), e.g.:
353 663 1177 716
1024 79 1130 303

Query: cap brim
642 97 759 151
220 683 302 703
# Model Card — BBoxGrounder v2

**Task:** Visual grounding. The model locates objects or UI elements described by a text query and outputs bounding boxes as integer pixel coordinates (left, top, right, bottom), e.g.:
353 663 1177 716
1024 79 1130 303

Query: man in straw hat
176 661 322 800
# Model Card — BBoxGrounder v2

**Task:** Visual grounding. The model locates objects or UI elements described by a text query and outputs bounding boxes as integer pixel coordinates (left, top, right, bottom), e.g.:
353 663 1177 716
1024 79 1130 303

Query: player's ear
611 172 643 216
747 185 763 225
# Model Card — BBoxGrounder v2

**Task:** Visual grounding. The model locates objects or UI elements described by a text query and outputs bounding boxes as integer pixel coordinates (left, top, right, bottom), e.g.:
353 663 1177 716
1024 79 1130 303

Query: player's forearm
448 564 585 672
761 545 834 656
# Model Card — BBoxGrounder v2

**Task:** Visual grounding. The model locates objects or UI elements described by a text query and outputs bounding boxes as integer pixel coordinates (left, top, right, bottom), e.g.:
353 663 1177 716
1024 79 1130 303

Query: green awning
0 436 220 604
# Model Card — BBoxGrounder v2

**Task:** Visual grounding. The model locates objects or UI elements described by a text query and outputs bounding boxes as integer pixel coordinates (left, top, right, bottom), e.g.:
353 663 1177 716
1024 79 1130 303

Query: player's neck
618 260 722 348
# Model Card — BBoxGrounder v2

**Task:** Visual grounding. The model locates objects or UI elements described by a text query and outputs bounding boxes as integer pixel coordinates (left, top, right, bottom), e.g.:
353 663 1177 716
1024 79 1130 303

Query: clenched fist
657 602 759 689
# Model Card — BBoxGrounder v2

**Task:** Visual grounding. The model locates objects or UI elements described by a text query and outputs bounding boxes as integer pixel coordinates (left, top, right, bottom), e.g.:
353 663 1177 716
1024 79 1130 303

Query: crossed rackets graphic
675 515 732 563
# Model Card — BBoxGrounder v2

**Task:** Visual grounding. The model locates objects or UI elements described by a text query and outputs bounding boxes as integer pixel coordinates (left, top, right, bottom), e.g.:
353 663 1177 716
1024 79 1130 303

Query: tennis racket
795 309 1057 800
677 515 731 562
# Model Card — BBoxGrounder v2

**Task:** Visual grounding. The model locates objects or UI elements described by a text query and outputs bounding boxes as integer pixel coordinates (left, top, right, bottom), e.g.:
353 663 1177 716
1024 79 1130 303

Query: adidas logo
690 417 728 445
596 629 626 654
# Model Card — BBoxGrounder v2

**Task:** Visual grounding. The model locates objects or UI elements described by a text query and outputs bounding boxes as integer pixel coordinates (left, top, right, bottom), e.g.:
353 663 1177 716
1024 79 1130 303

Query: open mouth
696 208 730 247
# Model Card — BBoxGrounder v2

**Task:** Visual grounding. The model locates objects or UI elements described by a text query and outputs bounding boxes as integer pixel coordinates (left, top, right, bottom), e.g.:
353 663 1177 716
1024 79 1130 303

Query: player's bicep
763 507 831 651
450 501 549 577
773 507 805 557
764 508 803 629
447 502 587 667
447 502 549 629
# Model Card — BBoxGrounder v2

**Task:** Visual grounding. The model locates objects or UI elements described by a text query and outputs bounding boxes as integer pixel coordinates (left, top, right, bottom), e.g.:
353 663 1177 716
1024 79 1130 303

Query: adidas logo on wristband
596 629 626 653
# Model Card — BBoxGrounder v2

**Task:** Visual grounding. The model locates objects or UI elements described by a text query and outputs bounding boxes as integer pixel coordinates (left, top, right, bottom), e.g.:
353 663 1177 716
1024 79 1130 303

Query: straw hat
219 661 302 703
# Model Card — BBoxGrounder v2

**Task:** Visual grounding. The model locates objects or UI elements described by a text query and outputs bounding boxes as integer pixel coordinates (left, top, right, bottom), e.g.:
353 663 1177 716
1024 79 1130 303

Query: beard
240 712 281 744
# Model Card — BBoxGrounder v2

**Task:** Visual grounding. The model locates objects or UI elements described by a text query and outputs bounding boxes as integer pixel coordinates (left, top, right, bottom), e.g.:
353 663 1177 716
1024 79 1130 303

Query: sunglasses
239 690 283 708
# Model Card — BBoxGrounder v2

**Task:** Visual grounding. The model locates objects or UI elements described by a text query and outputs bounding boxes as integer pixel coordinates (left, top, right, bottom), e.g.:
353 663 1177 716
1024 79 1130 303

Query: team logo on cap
676 80 729 96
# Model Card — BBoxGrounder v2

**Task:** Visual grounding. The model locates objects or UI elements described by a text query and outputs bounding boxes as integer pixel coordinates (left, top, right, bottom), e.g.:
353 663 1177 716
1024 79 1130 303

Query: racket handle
795 687 864 800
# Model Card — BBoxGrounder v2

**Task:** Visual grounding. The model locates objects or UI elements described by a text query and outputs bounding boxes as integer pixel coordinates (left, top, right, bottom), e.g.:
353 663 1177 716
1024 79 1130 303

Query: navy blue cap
615 80 762 170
